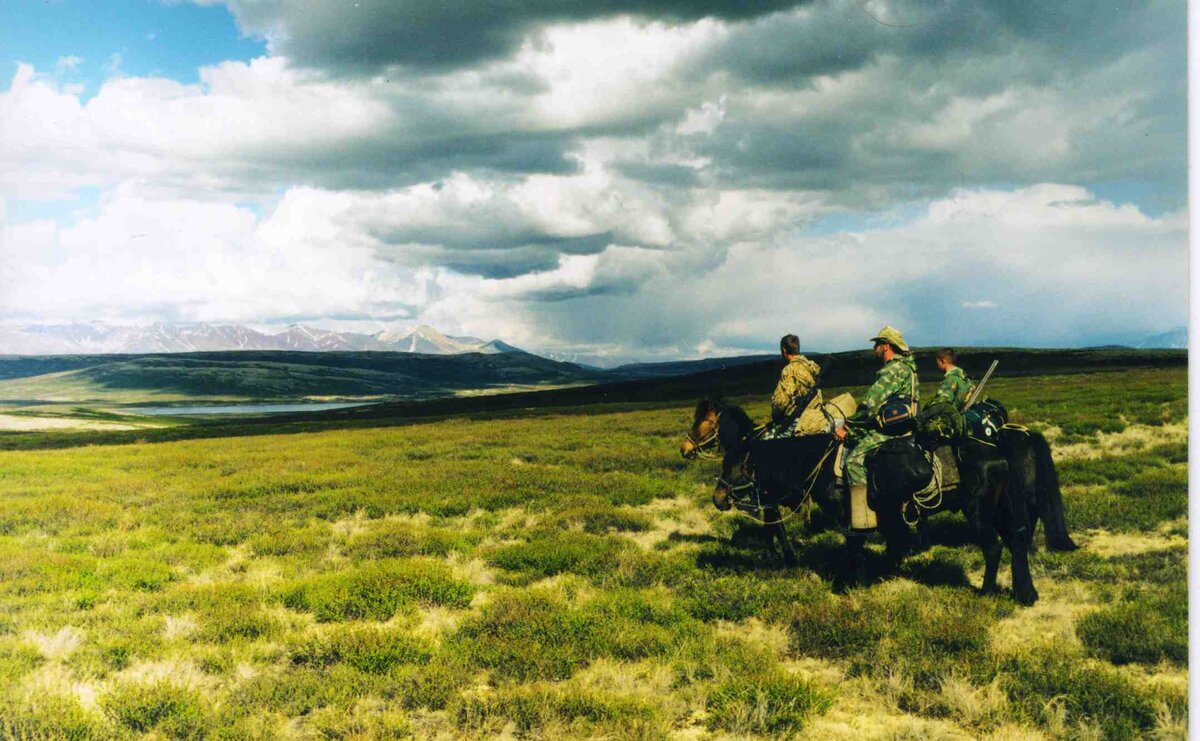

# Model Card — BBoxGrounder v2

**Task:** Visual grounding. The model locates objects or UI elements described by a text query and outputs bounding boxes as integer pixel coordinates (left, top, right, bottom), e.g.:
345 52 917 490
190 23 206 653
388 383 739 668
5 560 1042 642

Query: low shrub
544 498 653 534
454 685 666 738
281 559 474 622
1003 649 1158 740
0 692 109 741
228 665 383 717
198 604 278 644
390 653 474 710
101 680 211 739
679 573 828 623
707 671 834 736
1076 587 1187 665
290 624 431 674
97 556 175 591
789 583 1009 689
487 531 628 580
344 521 477 559
455 589 688 682
248 524 329 557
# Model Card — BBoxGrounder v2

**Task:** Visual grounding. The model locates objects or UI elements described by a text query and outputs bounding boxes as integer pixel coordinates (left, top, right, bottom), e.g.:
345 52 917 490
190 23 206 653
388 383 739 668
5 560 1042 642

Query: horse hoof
980 583 1001 596
1015 589 1039 606
1048 538 1079 552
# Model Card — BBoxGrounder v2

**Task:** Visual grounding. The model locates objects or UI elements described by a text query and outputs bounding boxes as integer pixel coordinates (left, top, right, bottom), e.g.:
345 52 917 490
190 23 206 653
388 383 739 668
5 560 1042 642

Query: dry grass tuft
115 658 217 695
414 606 466 638
24 626 84 661
798 675 974 740
447 552 497 586
1050 421 1187 461
162 614 198 641
939 674 1009 727
22 664 101 710
626 495 713 549
716 618 790 659
573 658 675 699
1081 528 1187 558
990 580 1094 656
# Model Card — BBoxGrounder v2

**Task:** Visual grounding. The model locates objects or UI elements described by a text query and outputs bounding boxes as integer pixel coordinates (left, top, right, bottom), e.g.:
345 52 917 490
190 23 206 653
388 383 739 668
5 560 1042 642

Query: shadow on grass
698 515 979 595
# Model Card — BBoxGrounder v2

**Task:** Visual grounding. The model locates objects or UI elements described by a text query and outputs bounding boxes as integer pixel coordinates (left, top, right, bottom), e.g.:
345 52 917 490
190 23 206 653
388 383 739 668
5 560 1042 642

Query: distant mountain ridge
1 322 521 356
1134 326 1187 350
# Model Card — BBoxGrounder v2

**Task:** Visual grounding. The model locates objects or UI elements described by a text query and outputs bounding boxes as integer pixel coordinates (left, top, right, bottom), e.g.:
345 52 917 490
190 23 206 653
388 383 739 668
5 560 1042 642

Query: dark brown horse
683 396 1060 603
683 396 1076 553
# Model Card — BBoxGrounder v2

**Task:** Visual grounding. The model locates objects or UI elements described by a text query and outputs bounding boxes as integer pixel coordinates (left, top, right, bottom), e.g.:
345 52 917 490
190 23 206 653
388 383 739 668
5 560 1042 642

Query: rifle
962 360 998 411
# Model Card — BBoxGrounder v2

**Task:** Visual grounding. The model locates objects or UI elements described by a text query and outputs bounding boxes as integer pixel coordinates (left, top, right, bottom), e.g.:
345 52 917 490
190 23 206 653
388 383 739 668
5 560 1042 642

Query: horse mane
693 396 722 423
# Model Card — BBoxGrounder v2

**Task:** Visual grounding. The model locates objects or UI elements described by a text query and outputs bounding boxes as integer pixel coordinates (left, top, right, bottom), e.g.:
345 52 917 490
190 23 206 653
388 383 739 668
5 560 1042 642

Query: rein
722 438 839 526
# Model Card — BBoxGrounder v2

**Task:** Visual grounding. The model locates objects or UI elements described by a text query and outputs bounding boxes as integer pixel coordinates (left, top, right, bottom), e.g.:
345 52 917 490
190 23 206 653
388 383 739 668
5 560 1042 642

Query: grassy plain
0 366 1187 739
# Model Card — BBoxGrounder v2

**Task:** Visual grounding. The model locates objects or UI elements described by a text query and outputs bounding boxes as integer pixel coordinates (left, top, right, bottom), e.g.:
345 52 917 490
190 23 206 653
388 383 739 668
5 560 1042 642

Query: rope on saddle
903 448 945 526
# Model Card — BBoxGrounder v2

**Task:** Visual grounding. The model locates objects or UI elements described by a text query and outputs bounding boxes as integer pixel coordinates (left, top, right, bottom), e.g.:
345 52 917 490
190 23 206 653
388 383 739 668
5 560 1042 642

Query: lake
124 402 377 416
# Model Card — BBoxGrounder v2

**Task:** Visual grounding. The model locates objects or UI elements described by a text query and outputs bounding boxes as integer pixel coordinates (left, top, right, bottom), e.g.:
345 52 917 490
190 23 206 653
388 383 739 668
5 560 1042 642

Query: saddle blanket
915 445 960 497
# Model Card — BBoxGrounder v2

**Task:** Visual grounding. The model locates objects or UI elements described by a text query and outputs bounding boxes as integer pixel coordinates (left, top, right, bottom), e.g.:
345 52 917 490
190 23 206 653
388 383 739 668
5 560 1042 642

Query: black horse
713 434 842 567
683 396 1076 553
867 436 1038 604
683 397 1049 603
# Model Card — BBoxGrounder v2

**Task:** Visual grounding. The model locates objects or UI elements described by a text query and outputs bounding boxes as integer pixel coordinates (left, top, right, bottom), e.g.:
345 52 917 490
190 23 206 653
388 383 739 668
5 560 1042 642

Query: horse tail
1029 431 1078 551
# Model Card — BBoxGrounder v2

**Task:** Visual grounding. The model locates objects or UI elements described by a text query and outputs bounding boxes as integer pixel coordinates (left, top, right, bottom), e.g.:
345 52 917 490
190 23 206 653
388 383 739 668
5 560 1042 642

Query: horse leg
765 507 797 566
1003 529 1039 605
844 532 868 585
967 477 1003 595
876 494 910 570
979 527 1003 595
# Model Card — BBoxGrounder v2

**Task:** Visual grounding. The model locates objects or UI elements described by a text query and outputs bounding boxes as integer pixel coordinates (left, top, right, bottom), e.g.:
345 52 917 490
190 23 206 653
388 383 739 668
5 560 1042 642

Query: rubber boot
849 484 877 531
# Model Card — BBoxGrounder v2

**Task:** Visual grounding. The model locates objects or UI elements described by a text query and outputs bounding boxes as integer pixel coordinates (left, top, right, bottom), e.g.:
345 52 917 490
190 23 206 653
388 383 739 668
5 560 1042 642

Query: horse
713 433 843 567
682 397 1048 603
867 436 1039 604
682 395 1077 553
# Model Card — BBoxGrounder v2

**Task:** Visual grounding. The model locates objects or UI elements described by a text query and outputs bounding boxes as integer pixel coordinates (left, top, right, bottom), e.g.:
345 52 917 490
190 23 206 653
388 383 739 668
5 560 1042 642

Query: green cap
870 325 909 353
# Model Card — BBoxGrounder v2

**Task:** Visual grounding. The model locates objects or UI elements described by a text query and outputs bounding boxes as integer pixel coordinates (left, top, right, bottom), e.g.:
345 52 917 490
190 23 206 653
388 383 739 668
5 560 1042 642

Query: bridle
684 411 722 459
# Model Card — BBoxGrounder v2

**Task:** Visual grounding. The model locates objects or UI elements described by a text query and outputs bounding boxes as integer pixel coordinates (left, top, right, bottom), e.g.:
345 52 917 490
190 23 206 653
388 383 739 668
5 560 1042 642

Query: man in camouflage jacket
834 326 918 529
934 348 974 410
766 334 823 437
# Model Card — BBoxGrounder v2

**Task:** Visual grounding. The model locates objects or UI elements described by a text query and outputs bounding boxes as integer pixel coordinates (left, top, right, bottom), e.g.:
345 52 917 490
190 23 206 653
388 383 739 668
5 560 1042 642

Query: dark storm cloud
696 0 1180 87
222 0 809 74
376 234 615 279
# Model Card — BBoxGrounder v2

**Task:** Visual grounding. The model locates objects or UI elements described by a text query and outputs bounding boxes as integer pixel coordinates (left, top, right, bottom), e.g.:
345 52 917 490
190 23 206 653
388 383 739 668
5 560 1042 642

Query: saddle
866 436 934 506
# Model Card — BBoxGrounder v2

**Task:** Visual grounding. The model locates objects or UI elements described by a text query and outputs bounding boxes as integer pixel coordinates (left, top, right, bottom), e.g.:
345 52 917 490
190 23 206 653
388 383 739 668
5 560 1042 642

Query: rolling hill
0 350 604 403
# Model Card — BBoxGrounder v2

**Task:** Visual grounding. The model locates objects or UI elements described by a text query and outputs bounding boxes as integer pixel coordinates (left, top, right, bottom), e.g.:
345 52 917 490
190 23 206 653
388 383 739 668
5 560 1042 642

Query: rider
934 348 975 411
833 326 919 530
768 334 823 438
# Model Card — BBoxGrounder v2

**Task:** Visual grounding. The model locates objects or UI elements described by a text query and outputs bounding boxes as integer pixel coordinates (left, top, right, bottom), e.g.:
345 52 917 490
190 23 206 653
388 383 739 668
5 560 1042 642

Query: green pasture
0 367 1187 739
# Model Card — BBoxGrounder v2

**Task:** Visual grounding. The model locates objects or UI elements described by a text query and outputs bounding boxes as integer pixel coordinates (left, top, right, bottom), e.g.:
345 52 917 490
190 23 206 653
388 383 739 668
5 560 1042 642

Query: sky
0 0 1188 361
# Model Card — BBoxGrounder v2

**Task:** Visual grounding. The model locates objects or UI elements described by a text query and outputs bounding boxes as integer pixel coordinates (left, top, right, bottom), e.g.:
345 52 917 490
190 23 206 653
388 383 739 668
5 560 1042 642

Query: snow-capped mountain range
0 322 522 356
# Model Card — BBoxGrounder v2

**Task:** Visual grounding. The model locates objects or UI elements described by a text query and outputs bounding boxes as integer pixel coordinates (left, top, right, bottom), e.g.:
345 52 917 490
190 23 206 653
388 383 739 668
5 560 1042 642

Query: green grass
0 365 1186 739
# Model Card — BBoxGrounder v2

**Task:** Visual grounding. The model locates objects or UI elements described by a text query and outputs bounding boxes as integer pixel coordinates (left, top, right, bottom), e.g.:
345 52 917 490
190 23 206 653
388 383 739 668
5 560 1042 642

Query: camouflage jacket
935 367 975 410
849 355 918 433
770 355 822 422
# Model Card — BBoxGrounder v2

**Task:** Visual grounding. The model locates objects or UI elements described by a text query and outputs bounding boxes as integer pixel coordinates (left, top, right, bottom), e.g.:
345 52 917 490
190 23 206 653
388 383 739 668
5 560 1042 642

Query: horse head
681 397 723 459
712 445 753 511
682 397 755 460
